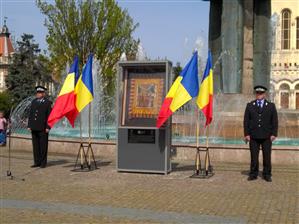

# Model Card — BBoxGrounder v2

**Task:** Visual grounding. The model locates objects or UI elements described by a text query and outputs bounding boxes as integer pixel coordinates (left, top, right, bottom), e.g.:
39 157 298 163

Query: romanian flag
47 56 79 128
197 50 213 126
156 51 199 128
75 54 93 112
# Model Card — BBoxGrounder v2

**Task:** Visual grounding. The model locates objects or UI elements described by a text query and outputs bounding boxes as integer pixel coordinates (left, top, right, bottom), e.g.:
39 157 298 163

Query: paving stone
0 149 298 223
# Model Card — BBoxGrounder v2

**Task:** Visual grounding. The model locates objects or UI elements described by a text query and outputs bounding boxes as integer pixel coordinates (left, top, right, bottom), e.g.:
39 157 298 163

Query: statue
208 0 271 94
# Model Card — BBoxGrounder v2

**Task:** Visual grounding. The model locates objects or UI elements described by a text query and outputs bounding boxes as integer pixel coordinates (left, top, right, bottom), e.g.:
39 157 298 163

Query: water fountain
10 96 35 135
9 0 298 147
10 59 116 140
9 51 299 146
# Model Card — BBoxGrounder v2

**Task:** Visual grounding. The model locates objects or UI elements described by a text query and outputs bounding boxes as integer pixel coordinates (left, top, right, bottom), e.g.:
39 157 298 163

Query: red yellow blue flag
47 56 79 128
75 54 93 112
197 50 213 126
156 51 199 128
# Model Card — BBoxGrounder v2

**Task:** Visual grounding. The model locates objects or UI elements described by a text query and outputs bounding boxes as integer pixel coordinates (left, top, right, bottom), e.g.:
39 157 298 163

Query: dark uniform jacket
244 99 278 139
28 98 52 131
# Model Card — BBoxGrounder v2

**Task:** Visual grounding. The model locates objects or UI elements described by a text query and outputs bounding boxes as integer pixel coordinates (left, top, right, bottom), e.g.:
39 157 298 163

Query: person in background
243 85 278 182
0 111 7 146
28 86 52 168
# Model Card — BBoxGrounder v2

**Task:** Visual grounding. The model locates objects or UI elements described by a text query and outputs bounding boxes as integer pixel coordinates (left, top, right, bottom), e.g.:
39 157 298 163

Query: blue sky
1 0 210 64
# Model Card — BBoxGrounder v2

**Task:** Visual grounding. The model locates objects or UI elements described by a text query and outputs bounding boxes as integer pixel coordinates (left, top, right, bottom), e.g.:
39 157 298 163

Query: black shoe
264 176 272 182
40 165 46 168
248 176 257 181
31 164 40 168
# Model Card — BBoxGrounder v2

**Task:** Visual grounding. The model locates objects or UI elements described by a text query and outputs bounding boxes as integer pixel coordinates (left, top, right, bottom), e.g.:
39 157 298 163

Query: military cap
254 85 267 93
35 86 47 93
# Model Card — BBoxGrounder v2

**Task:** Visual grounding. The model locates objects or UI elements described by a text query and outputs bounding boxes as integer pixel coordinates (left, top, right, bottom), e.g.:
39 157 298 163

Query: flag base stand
6 133 25 181
73 142 98 172
190 147 214 179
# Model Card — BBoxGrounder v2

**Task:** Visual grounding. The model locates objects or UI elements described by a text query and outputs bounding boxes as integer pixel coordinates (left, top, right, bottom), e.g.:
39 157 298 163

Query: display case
117 61 172 174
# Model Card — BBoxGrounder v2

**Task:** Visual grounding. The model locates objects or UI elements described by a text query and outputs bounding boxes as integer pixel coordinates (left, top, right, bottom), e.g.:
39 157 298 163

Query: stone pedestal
221 0 243 93
209 0 222 92
253 0 271 89
208 0 271 94
242 0 254 94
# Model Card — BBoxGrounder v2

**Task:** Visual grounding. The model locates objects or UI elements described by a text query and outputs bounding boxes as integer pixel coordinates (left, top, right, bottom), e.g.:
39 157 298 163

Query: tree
0 92 13 116
37 0 139 96
6 34 52 104
173 62 182 82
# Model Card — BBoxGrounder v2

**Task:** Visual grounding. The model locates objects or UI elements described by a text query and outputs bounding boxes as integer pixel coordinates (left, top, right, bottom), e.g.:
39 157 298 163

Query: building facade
0 20 14 92
271 0 299 110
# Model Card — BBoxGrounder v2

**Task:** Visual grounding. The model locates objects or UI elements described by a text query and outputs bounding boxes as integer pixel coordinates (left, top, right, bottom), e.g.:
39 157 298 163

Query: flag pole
79 114 83 168
205 124 210 175
195 107 201 175
206 125 209 148
79 55 84 169
88 103 91 167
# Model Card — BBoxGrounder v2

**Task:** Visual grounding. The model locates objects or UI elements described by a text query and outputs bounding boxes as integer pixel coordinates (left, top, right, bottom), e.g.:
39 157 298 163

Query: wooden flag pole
206 125 209 148
205 125 210 175
195 108 201 175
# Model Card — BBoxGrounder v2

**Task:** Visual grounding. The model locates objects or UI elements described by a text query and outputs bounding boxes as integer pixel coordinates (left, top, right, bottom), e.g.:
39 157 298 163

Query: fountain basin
8 134 298 166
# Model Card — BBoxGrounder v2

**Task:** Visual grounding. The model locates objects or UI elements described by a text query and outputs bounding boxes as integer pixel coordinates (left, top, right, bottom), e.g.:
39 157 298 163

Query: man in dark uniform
28 86 52 168
243 85 278 182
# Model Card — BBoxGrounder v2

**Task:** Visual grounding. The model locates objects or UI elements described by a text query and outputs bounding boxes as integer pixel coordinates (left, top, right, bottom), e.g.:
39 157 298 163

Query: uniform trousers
249 138 272 178
31 130 49 166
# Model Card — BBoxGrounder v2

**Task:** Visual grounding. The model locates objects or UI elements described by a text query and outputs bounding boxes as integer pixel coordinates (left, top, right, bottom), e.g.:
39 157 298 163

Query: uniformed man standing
243 85 278 182
28 86 52 168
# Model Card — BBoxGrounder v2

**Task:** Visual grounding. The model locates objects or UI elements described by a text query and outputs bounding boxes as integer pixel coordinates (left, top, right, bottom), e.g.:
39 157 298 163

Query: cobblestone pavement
0 149 298 223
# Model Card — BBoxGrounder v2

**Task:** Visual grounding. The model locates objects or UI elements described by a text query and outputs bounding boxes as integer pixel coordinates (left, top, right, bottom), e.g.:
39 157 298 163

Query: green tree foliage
37 0 139 96
6 34 52 104
173 62 182 82
0 92 13 116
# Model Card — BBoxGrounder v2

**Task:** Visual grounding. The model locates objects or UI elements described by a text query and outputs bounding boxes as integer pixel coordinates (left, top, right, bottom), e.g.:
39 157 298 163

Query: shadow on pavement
240 170 266 178
172 163 195 172
63 160 112 168
47 159 70 167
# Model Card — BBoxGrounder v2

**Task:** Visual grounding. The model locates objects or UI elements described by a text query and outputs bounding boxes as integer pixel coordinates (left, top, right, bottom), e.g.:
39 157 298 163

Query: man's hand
244 135 250 143
270 135 276 142
45 129 50 133
27 128 31 132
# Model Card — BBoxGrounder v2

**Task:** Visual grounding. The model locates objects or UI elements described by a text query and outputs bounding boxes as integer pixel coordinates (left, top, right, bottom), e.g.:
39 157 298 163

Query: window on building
297 17 299 49
279 83 290 109
269 84 275 102
281 9 291 49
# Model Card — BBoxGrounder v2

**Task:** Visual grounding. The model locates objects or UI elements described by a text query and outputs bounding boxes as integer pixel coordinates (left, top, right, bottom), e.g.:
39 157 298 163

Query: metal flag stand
6 106 25 181
86 103 97 170
190 109 214 179
73 54 97 171
73 105 97 171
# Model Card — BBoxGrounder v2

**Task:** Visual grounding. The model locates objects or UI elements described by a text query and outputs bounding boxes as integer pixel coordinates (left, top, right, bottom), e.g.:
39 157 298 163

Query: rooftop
0 19 14 57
